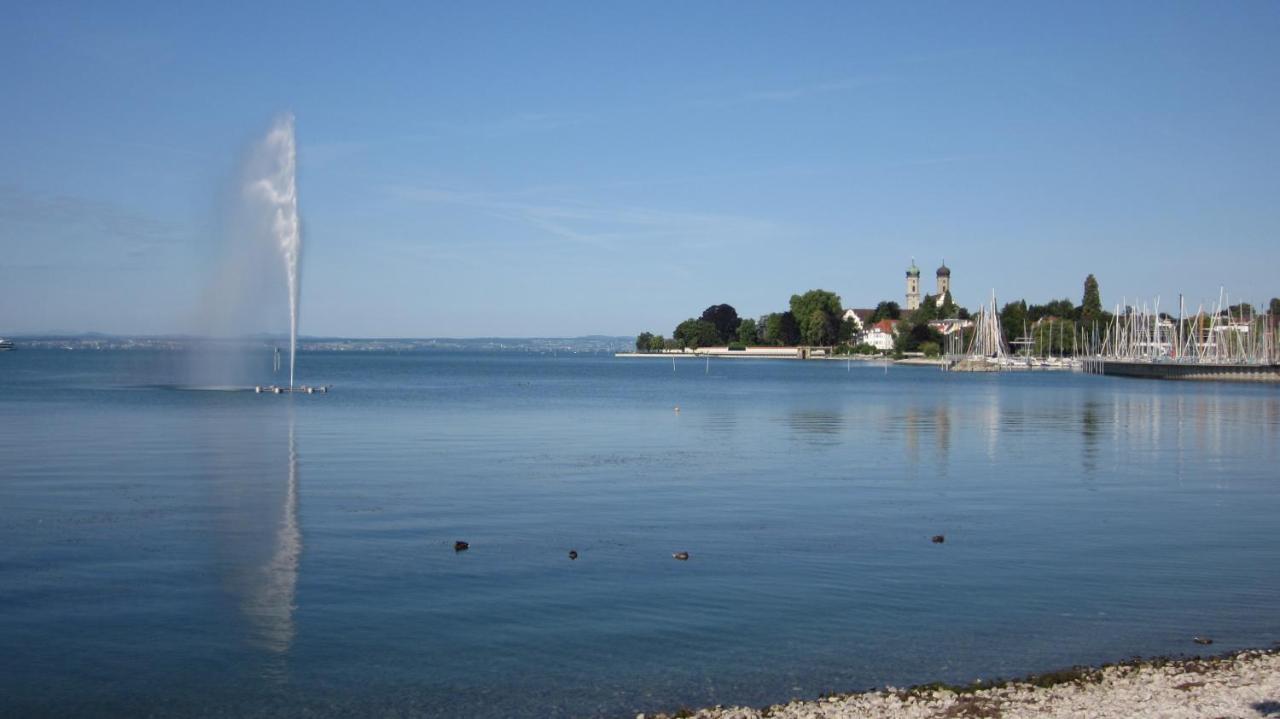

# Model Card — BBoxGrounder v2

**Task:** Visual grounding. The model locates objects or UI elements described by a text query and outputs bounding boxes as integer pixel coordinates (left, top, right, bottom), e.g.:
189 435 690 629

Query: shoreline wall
1098 360 1280 383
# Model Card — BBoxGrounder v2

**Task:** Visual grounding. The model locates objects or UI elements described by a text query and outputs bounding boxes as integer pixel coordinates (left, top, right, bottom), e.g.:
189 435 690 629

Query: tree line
635 288 965 354
636 290 855 352
635 274 1280 357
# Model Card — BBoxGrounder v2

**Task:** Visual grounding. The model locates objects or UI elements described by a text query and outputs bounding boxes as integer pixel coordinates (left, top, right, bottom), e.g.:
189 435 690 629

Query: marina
1080 292 1280 383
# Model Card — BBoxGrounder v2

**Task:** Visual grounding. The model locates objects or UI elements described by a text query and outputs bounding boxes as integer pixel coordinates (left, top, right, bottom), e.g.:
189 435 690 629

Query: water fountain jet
249 114 302 389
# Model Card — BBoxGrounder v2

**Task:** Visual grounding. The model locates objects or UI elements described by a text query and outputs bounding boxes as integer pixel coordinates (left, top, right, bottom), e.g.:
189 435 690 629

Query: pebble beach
644 649 1280 719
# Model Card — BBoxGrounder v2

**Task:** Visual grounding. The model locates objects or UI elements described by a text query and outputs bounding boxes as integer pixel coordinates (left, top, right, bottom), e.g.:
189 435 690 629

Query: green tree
1079 274 1103 327
736 318 758 345
893 321 944 354
1000 300 1028 348
635 332 655 352
764 311 800 345
700 304 742 343
1270 298 1280 316
837 317 858 344
1226 303 1255 318
801 308 833 345
937 291 956 319
869 301 901 323
919 341 941 358
911 296 938 323
1032 318 1079 356
673 319 721 349
1047 298 1077 320
1028 298 1076 323
790 290 843 346
648 334 665 352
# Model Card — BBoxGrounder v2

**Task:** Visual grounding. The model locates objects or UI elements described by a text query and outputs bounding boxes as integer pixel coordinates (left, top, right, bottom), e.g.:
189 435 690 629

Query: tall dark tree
1080 274 1103 327
736 318 758 345
700 304 742 343
635 332 655 352
1271 298 1280 316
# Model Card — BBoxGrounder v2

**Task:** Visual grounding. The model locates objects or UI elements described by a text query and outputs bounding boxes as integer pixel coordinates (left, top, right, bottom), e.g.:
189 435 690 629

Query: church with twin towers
904 259 951 311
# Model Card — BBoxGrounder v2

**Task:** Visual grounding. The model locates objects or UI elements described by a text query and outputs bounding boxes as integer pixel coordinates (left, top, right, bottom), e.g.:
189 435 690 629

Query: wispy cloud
0 185 184 263
737 76 888 104
476 111 592 137
393 186 781 252
304 139 374 167
895 154 987 168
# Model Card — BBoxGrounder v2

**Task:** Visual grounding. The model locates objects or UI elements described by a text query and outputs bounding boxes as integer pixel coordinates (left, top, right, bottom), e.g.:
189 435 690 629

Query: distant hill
6 334 634 353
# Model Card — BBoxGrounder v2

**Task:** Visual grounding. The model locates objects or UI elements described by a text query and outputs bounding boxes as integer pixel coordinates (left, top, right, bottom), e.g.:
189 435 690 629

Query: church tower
905 259 921 311
936 260 951 298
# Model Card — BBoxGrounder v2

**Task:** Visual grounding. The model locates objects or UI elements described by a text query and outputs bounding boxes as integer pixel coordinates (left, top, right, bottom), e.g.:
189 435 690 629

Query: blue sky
2 1 1278 337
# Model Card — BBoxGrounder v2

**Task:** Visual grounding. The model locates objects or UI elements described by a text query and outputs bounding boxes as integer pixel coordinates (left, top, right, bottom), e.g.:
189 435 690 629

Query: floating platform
1084 359 1280 383
254 385 331 394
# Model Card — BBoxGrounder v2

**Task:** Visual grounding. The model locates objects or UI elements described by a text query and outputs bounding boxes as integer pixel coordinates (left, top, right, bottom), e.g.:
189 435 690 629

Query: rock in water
568 550 578 560
672 551 689 561
1194 636 1213 645
931 535 945 544
454 541 469 552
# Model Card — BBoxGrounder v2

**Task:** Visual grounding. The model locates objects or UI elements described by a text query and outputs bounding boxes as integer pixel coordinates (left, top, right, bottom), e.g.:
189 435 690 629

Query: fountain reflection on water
235 410 301 682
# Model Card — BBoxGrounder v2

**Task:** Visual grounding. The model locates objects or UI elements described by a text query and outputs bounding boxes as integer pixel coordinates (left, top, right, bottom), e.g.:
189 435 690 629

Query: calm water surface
2 350 1279 717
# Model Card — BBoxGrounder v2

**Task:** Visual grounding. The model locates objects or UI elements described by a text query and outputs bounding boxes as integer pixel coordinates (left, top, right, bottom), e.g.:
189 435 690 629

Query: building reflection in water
902 406 919 467
977 395 1000 461
889 399 953 476
933 401 951 476
1080 399 1101 478
783 409 845 446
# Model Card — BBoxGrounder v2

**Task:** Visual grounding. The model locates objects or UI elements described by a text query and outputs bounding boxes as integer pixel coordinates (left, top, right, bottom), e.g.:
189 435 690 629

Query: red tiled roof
870 319 897 333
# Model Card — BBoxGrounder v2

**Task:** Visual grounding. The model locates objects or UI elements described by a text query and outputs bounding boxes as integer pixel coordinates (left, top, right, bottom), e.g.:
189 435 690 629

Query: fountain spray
251 114 302 388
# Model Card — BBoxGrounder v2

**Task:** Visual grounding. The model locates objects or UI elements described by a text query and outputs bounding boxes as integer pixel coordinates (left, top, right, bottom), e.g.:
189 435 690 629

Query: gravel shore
643 649 1280 719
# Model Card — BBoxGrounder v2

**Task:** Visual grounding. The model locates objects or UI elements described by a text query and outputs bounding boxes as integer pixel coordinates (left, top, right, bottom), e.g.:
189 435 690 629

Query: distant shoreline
615 350 945 366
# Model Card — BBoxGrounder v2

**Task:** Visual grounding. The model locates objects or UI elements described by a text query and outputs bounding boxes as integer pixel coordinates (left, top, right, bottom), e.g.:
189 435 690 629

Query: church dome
906 259 920 277
936 262 951 277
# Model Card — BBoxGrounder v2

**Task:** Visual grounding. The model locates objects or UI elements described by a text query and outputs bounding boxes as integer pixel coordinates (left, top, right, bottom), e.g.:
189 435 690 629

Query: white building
864 319 898 352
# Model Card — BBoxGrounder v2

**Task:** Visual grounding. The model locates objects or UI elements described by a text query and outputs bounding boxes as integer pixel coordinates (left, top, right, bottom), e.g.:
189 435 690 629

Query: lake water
2 350 1279 717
